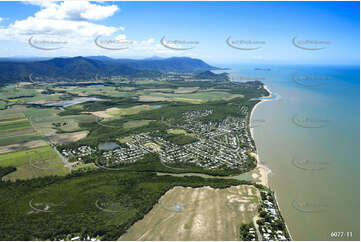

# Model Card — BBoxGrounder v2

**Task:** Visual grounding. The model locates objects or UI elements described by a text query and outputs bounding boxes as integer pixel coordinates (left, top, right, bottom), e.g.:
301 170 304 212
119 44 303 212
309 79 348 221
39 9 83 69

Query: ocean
226 64 360 241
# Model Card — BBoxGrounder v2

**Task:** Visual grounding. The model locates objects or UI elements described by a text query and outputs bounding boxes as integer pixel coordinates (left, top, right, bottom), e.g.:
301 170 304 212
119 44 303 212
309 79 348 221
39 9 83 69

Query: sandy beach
249 84 273 188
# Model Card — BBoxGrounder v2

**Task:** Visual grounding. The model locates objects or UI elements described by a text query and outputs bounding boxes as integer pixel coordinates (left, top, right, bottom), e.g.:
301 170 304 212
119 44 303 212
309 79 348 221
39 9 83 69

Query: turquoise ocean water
225 64 360 241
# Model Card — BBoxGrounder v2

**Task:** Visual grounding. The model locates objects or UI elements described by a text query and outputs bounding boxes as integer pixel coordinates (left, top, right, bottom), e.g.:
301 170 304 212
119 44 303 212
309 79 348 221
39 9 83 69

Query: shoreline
249 84 273 187
249 84 293 240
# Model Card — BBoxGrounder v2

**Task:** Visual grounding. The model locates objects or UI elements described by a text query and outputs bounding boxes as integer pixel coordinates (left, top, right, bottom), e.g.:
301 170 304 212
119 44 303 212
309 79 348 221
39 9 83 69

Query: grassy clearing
123 120 152 129
117 136 133 143
0 145 69 181
164 133 198 145
108 105 156 116
167 129 187 135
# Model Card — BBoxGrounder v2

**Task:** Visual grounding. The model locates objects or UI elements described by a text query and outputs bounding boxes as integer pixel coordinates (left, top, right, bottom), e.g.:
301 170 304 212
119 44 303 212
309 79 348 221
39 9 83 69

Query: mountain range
0 56 220 84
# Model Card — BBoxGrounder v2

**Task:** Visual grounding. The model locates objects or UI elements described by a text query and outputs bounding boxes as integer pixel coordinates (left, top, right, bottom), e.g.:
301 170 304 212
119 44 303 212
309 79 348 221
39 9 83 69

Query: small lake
98 142 120 151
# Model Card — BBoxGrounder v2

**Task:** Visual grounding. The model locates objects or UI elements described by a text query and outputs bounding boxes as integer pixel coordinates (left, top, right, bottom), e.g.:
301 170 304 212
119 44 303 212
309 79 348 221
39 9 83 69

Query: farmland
0 119 32 133
0 145 69 181
0 70 284 241
0 76 268 181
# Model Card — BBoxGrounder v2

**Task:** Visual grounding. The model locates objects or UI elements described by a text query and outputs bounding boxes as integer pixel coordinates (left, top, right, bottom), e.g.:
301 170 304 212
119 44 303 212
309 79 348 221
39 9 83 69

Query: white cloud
114 34 126 40
6 18 119 37
0 1 120 41
0 17 3 22
0 1 196 58
34 1 119 21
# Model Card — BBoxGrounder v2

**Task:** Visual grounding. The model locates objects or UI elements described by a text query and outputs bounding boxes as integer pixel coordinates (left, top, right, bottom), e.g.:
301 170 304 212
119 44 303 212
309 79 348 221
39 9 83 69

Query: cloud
0 17 2 22
6 18 119 37
114 34 126 40
0 1 121 41
34 1 119 21
0 1 196 58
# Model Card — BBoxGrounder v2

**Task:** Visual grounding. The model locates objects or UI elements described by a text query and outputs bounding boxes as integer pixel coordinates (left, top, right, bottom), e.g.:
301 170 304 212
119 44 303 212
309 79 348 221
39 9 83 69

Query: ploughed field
119 185 260 241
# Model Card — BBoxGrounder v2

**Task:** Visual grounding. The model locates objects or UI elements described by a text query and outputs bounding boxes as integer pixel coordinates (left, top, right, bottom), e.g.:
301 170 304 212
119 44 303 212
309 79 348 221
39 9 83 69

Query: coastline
249 84 293 240
249 84 273 187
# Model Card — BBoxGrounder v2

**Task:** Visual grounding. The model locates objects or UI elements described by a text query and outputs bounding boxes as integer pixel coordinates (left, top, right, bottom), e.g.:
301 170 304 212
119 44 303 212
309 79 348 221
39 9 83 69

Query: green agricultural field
0 87 37 99
117 86 135 91
145 88 174 93
0 134 44 146
0 119 33 133
0 145 69 181
0 113 25 122
24 107 59 122
135 79 163 85
70 86 131 98
0 100 7 109
21 94 63 103
24 107 94 136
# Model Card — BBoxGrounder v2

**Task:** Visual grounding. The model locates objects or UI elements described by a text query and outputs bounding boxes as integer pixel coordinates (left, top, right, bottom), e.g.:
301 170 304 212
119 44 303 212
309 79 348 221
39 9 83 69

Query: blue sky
0 1 359 65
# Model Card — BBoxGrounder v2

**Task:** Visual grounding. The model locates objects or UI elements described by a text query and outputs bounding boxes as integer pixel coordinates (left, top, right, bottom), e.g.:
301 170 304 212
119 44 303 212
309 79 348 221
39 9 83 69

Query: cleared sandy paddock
119 185 260 241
